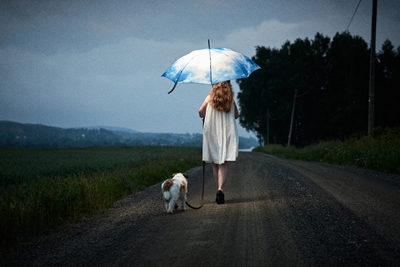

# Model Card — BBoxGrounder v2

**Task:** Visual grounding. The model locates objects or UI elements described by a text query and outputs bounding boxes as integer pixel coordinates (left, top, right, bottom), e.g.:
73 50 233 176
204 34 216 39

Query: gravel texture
2 152 400 266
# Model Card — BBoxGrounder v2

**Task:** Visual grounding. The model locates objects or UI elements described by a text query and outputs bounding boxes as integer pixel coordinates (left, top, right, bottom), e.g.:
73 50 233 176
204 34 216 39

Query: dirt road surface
2 152 400 266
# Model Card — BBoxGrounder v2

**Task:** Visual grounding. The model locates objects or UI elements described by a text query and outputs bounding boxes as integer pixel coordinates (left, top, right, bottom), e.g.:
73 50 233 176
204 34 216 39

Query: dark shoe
216 190 225 204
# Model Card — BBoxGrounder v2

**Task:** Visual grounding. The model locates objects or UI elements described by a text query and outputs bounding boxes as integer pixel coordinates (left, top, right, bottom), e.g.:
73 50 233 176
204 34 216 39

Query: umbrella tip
167 82 178 94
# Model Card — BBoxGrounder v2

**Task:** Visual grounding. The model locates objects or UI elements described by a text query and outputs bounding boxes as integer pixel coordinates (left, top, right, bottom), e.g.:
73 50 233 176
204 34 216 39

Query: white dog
161 173 188 214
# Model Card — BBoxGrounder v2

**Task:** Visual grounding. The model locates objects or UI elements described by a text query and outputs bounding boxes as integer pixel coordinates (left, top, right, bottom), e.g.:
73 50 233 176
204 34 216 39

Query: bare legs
212 162 228 191
213 162 228 204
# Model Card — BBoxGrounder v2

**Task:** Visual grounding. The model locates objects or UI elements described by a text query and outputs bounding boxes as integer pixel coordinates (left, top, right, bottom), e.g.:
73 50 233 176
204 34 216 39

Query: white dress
202 104 239 164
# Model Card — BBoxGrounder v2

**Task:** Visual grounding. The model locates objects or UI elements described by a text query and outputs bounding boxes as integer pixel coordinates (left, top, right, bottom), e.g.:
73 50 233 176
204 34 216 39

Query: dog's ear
182 172 188 178
171 173 177 178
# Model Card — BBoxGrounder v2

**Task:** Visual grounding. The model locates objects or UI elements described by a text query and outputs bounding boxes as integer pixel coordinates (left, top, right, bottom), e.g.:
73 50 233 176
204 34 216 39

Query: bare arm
198 95 211 118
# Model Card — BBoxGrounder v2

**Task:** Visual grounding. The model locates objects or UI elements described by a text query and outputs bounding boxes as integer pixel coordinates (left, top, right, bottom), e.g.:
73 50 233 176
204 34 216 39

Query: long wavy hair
209 81 234 113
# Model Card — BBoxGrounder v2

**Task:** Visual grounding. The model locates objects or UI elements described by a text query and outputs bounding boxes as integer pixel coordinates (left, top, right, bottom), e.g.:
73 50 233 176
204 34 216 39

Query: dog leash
185 160 205 209
185 118 205 209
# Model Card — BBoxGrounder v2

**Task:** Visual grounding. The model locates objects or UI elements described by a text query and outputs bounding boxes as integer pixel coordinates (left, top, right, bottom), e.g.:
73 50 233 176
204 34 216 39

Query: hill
0 121 258 149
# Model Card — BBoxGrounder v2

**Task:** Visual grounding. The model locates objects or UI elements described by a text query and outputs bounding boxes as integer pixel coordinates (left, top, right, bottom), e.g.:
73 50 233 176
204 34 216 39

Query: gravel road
2 152 400 266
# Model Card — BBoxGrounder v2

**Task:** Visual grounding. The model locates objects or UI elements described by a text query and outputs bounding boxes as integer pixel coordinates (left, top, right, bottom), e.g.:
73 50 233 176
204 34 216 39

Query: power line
297 0 363 99
346 0 363 32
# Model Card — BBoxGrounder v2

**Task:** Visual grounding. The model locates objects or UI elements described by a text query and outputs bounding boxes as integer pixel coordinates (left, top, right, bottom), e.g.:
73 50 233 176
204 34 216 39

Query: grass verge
253 127 400 175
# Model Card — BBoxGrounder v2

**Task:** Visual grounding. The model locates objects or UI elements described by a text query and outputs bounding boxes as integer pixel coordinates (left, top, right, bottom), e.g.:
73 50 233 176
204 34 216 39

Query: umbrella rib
209 49 249 82
167 54 200 94
221 53 250 78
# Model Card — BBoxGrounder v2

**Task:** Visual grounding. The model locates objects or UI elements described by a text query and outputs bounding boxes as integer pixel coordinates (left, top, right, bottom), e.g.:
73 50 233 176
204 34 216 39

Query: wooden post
266 108 270 145
288 89 297 147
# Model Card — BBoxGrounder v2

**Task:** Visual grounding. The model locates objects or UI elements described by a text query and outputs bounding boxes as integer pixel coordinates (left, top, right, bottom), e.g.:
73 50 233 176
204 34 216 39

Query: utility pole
288 89 297 147
368 0 377 137
266 108 270 146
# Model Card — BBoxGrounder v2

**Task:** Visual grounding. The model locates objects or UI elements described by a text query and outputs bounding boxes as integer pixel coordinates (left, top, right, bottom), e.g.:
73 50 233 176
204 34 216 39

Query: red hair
209 81 234 112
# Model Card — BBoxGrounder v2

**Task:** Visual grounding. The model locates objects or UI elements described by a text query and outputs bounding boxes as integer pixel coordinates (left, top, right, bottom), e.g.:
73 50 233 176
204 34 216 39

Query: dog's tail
162 179 174 201
163 191 171 200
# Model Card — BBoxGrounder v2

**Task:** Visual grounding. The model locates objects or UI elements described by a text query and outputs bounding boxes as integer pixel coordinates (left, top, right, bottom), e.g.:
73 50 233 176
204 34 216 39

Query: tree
376 40 400 128
320 32 370 140
237 32 397 147
293 33 331 145
237 46 274 145
238 33 329 146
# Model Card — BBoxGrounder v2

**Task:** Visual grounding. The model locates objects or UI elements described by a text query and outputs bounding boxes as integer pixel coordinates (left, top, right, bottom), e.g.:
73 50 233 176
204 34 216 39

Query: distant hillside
81 126 140 134
0 121 258 149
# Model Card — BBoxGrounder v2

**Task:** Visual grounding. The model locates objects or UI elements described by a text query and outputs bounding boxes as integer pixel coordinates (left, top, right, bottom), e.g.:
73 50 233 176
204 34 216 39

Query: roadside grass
0 146 201 251
254 127 400 175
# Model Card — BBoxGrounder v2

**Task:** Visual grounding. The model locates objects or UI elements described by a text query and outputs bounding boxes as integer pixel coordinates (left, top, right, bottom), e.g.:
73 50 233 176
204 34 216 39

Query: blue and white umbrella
162 41 260 93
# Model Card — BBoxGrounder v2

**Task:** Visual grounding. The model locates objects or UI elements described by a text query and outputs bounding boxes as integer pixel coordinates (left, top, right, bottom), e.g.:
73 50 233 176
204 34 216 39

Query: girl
198 81 239 204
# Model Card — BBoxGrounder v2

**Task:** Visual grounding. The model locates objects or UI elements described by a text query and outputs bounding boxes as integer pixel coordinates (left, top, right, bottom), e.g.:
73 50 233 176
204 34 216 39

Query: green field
0 146 202 251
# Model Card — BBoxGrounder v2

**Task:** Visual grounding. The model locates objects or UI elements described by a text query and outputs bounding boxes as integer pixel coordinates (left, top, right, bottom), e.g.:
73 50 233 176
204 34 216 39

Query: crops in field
0 146 202 251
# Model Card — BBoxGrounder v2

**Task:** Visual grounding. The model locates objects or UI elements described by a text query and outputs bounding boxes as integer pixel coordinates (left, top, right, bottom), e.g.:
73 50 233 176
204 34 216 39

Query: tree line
238 32 400 147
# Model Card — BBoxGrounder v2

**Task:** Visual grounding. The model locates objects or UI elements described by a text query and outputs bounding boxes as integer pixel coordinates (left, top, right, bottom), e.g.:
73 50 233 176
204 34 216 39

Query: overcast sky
1 0 399 138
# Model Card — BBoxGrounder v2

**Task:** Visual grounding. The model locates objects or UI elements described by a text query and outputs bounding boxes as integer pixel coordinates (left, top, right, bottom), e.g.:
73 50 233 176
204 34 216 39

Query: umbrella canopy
162 43 260 93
